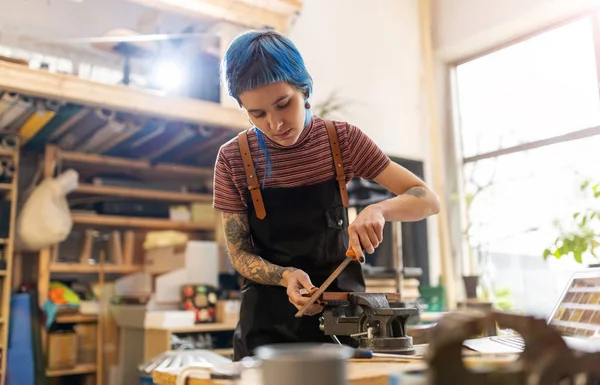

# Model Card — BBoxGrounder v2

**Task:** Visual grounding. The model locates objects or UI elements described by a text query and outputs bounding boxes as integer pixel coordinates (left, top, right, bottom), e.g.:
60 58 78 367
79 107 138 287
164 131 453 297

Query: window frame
447 10 600 278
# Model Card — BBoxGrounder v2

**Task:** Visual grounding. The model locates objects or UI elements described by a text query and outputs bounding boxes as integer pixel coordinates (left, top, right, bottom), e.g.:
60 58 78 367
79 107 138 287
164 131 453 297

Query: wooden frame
125 0 302 33
0 140 19 385
0 61 249 131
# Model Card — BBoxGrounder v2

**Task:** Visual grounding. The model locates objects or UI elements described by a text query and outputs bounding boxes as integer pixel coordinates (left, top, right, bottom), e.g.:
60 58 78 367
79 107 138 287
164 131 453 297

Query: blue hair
221 30 314 188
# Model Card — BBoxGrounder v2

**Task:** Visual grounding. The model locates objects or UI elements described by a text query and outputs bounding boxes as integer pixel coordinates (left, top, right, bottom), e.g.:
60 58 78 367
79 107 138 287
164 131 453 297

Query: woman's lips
275 128 292 139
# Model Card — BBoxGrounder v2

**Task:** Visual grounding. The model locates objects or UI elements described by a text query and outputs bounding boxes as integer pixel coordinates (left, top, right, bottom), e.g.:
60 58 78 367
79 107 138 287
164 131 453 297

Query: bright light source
152 60 185 92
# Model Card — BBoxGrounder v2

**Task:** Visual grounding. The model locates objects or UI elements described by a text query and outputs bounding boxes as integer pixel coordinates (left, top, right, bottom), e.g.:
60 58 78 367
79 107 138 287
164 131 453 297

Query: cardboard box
216 300 240 324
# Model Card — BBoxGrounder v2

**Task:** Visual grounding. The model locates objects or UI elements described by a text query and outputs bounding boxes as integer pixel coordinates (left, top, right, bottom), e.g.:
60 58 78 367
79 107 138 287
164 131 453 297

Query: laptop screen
549 275 600 338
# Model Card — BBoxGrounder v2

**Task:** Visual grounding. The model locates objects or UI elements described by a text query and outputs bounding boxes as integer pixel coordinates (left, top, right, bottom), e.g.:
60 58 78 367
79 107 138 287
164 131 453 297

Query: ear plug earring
305 101 311 109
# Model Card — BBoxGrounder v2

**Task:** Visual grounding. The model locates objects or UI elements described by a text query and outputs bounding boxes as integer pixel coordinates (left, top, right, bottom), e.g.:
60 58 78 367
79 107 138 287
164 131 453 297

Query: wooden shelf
55 314 98 323
0 61 248 130
0 149 13 158
50 263 142 274
157 322 238 333
71 213 214 231
46 363 97 377
213 348 234 356
75 184 212 203
0 184 11 191
57 148 214 181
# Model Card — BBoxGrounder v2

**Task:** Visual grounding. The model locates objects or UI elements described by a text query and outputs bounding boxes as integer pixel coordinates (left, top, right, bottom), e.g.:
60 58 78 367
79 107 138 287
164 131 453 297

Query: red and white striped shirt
213 116 391 213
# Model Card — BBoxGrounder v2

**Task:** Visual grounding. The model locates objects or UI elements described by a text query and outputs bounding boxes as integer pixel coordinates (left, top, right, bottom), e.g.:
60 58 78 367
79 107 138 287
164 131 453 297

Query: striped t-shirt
213 115 391 214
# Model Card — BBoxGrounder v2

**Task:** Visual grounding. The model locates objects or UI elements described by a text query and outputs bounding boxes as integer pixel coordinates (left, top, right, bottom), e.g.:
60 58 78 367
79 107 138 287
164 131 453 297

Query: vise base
318 292 418 355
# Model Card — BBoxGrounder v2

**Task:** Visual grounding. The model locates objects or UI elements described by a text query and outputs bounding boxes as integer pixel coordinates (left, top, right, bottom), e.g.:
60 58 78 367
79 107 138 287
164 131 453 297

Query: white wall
290 0 441 286
433 0 600 61
289 0 424 161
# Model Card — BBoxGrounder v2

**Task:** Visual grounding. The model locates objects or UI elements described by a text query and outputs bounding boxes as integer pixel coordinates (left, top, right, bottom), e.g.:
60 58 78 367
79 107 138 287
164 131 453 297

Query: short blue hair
221 30 314 187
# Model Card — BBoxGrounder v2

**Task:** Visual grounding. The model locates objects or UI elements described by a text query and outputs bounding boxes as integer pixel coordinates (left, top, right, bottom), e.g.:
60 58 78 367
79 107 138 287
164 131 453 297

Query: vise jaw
318 292 418 355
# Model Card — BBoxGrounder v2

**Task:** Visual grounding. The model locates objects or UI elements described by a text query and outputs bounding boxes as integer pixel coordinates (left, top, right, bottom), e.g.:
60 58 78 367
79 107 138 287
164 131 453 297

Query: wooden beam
0 61 249 131
419 0 457 310
125 0 290 33
237 0 303 15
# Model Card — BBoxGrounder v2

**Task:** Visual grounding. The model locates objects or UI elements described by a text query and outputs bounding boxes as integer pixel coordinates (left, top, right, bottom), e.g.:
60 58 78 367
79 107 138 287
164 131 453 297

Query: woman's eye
252 112 265 118
277 101 290 110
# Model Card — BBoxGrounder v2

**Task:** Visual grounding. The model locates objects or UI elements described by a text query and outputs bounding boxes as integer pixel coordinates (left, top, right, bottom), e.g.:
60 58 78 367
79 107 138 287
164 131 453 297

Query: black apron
232 122 365 361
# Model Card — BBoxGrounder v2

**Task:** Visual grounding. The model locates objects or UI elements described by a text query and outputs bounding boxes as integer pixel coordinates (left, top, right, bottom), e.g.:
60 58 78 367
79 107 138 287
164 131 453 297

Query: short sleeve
213 147 247 214
347 124 391 179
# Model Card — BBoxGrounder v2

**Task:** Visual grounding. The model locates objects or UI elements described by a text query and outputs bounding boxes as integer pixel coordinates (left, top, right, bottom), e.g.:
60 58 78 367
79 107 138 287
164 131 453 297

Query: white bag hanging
15 169 79 251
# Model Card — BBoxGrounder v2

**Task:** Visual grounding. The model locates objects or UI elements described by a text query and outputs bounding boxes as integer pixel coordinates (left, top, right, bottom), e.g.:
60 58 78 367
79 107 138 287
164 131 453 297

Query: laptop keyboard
489 336 525 350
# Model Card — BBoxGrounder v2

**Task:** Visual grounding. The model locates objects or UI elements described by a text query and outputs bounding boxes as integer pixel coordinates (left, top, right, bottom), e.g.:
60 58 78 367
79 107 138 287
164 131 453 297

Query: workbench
152 357 427 385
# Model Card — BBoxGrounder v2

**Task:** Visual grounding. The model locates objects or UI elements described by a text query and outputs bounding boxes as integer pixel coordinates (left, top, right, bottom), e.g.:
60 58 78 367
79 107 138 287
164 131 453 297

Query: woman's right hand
282 268 323 316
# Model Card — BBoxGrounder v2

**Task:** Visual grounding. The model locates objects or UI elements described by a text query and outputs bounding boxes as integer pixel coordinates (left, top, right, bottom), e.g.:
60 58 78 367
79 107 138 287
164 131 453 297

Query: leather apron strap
237 121 349 219
238 130 267 219
323 119 349 207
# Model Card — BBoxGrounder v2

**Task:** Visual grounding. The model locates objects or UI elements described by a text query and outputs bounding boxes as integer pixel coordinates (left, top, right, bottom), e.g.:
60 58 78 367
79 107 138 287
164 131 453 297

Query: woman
213 30 440 360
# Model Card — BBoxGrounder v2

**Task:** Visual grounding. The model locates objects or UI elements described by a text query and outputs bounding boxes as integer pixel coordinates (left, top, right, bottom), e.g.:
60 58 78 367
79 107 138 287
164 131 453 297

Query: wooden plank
0 184 12 191
320 292 402 302
76 184 212 203
0 139 18 380
56 147 213 180
50 263 142 274
46 364 97 377
150 322 237 333
153 360 426 385
0 148 13 157
237 0 303 15
55 314 98 323
126 0 289 32
0 61 249 130
418 0 457 310
71 214 214 231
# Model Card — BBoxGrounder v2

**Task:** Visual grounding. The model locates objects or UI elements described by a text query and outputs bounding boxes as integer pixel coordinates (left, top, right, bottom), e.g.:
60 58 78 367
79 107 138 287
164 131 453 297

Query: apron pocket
325 206 348 229
324 206 349 263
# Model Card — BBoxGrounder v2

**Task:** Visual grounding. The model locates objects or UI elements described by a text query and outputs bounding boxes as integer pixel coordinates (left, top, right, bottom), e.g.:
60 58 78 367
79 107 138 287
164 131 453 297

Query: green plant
543 180 600 264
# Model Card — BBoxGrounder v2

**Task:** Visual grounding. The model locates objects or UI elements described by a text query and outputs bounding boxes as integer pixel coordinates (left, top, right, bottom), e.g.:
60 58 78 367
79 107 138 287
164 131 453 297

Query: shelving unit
37 144 223 385
0 140 19 385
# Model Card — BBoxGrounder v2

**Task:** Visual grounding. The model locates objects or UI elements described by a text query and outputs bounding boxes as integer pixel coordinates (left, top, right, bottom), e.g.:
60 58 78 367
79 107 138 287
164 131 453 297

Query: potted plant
543 180 600 267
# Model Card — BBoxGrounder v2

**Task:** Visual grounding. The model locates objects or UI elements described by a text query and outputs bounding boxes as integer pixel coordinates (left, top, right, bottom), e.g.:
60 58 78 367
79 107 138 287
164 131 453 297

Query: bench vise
318 292 418 355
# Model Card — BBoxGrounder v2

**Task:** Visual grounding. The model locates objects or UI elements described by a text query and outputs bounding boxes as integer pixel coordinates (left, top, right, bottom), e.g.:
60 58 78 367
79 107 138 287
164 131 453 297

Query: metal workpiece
319 292 418 355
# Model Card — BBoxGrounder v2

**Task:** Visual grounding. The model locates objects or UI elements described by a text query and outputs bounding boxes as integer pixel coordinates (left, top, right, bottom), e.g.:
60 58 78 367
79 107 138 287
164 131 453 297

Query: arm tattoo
404 186 427 198
222 212 289 286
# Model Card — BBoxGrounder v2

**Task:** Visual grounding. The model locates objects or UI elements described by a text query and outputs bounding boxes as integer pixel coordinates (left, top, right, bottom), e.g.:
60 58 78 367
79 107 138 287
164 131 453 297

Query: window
453 15 600 317
456 18 600 159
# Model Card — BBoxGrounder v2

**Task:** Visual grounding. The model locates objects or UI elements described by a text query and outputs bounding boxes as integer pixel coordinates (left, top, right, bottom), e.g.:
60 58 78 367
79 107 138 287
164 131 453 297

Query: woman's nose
268 115 284 132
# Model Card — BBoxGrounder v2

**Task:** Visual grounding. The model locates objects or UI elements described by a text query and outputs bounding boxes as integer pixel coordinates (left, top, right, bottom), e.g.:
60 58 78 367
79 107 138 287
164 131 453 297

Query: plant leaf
581 180 590 190
573 250 583 263
543 249 551 260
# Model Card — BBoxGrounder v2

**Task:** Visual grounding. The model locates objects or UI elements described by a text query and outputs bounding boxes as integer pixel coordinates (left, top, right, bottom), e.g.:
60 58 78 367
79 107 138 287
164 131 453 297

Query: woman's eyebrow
247 94 290 113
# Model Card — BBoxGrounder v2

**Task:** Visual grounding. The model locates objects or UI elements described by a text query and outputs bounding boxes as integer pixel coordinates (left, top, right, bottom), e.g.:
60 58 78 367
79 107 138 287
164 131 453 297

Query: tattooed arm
370 161 440 222
346 162 440 259
222 212 323 315
222 212 291 286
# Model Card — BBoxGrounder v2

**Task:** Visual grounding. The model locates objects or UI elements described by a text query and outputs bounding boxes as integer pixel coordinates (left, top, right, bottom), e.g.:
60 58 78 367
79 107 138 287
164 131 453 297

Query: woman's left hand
347 205 385 261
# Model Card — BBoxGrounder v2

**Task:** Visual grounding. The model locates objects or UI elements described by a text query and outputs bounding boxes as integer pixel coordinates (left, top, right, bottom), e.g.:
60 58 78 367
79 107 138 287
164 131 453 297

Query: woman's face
239 82 307 147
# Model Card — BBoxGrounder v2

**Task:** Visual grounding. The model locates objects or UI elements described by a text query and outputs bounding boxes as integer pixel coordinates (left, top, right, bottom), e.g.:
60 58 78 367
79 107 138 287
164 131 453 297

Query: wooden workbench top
152 357 427 385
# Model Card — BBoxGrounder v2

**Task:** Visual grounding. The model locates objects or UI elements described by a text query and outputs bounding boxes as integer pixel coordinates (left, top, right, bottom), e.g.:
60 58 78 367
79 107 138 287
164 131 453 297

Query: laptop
463 269 600 354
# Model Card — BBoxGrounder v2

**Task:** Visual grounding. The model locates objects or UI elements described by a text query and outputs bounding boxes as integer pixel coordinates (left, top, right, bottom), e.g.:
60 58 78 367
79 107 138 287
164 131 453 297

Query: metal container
255 343 354 385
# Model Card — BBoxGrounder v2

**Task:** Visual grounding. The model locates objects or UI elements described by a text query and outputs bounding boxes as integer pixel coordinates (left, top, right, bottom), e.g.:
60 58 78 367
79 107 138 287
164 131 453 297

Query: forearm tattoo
223 212 287 286
403 186 427 198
